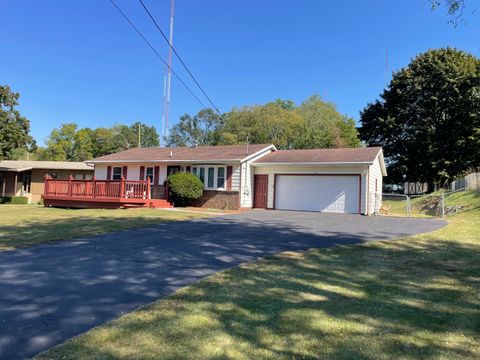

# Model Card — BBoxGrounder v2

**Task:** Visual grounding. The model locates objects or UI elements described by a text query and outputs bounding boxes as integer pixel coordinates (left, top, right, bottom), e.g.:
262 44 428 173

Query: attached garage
274 174 360 213
252 147 387 215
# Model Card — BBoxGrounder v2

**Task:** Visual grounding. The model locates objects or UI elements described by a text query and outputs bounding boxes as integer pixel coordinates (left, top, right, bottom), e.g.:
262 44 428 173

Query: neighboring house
84 144 386 214
0 160 94 203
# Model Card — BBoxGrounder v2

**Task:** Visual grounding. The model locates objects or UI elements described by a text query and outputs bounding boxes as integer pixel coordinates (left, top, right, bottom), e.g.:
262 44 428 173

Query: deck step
147 199 173 209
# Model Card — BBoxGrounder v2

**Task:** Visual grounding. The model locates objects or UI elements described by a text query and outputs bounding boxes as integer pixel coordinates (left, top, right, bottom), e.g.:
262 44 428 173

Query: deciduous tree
359 48 480 187
0 85 35 160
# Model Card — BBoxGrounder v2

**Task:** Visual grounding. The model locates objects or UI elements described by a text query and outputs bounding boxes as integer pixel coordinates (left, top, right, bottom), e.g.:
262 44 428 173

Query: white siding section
94 163 167 181
231 165 240 191
368 154 383 214
240 150 274 208
254 165 369 213
127 166 140 181
94 164 107 179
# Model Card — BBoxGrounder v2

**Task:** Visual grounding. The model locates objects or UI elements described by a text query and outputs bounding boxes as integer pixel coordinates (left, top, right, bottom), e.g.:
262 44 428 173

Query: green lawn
37 190 480 360
0 205 211 250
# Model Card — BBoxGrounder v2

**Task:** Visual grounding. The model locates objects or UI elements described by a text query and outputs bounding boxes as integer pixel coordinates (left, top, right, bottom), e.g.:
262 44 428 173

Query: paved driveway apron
0 211 446 359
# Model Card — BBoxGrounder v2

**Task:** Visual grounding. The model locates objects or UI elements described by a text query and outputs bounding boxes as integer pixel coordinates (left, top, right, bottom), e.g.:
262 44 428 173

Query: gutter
252 161 375 167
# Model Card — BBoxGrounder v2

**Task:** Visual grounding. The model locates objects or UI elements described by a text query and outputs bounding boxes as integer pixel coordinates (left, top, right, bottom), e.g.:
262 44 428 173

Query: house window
191 166 227 190
207 167 215 188
217 167 225 189
112 167 122 180
145 167 154 182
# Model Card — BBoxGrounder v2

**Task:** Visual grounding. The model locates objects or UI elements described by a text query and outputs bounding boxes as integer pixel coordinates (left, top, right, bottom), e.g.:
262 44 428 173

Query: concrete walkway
0 211 446 359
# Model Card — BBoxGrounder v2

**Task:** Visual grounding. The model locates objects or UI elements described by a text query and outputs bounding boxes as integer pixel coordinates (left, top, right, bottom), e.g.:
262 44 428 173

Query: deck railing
44 176 151 201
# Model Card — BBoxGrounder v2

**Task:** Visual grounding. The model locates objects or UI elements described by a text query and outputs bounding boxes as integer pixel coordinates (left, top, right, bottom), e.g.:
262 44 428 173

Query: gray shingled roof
0 160 94 172
253 147 383 164
90 144 274 163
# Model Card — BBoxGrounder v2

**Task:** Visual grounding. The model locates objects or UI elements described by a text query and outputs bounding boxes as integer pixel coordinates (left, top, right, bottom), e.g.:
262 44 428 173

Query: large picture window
191 166 227 190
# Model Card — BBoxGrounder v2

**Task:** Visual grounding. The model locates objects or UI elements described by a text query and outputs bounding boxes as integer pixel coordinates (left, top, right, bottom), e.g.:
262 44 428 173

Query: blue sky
1 0 479 146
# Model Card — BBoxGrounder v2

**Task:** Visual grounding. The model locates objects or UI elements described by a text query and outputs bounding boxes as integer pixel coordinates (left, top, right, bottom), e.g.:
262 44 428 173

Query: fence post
92 177 96 198
441 193 445 219
68 175 73 197
407 195 411 218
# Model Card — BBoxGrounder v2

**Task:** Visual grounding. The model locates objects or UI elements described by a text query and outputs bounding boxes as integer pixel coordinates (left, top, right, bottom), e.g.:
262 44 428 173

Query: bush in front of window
167 172 203 207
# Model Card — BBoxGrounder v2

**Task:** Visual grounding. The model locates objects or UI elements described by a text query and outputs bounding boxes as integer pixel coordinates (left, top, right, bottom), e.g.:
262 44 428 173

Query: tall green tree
295 95 360 149
41 122 160 161
359 48 480 187
42 123 78 161
218 101 304 149
0 85 35 160
166 108 222 147
120 122 160 148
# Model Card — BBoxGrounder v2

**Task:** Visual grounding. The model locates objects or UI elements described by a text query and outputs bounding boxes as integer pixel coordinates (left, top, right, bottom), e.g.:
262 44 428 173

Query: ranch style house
42 144 386 214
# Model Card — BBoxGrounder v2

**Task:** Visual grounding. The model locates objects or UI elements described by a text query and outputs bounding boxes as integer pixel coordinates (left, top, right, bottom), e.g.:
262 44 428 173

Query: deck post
92 176 96 198
120 176 126 199
43 175 49 196
147 177 151 199
68 175 73 197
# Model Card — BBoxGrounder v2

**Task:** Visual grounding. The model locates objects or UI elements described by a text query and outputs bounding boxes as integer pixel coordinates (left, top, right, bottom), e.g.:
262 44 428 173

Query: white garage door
275 175 359 213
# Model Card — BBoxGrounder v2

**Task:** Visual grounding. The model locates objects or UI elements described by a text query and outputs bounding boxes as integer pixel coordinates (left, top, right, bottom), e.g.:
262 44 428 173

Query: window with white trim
112 167 122 180
145 167 154 182
191 166 226 190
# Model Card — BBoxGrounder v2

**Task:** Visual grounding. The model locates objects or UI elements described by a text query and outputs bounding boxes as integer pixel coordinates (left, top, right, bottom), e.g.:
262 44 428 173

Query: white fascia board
0 167 33 172
377 150 388 176
240 145 277 163
252 161 374 167
88 159 241 164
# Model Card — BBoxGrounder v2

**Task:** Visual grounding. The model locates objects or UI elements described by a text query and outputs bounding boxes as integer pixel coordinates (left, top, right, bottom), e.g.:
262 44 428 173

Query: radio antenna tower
162 0 175 145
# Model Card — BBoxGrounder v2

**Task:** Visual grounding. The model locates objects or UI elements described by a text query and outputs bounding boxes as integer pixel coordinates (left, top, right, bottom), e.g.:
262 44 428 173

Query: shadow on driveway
0 211 446 359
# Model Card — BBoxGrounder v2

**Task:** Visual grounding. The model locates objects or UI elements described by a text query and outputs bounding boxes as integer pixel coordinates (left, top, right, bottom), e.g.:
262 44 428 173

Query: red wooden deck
42 176 172 209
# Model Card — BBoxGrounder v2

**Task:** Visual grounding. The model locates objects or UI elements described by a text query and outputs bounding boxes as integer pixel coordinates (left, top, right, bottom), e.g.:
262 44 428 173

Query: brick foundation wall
190 190 239 210
151 185 166 199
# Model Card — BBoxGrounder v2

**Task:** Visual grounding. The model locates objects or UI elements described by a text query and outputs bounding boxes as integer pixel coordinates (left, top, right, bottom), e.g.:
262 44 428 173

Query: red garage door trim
273 173 362 214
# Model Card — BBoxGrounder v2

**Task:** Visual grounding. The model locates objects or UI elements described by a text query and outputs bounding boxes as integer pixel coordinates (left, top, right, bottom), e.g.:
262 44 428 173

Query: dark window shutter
122 166 128 179
106 166 112 180
226 166 233 191
139 166 145 180
154 166 159 185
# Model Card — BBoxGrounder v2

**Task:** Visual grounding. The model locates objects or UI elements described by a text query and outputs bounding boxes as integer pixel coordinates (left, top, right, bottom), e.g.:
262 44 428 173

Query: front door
254 175 268 208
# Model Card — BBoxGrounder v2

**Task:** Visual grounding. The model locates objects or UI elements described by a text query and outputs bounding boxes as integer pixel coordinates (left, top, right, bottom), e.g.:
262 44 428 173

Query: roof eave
240 145 277 163
252 161 374 167
87 159 242 164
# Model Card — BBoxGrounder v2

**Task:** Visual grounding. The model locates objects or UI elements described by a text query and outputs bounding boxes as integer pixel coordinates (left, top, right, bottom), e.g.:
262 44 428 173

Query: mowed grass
37 191 480 360
0 205 211 250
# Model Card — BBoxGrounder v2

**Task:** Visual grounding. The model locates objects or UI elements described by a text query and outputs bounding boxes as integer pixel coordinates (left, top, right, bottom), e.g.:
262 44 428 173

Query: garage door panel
275 175 359 213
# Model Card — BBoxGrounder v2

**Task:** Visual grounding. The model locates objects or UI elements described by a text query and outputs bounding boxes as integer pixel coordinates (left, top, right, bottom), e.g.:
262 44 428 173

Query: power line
137 0 221 114
108 0 209 110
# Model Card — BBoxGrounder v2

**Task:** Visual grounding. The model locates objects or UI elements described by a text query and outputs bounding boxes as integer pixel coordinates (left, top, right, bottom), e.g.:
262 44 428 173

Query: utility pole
138 123 141 148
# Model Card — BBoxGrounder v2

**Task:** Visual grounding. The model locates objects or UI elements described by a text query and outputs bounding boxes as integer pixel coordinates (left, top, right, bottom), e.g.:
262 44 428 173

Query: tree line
165 96 360 149
1 47 479 188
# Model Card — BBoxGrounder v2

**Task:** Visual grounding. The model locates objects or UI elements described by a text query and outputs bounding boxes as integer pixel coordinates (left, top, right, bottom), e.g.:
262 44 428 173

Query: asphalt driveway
0 211 446 359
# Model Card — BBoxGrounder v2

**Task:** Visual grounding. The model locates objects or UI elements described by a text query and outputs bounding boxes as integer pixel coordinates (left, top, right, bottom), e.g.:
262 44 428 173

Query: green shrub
11 196 29 204
0 196 29 204
167 172 204 207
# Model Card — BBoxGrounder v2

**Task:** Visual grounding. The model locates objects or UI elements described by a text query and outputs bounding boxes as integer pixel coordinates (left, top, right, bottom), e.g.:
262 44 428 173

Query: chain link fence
377 191 465 219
